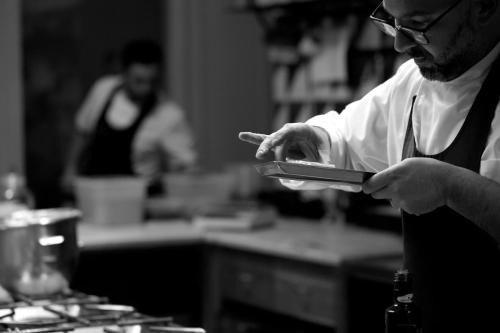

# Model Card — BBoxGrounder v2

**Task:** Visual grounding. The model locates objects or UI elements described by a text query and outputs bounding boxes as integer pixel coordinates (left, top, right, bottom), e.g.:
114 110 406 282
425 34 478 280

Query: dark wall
78 0 163 90
167 0 273 169
22 0 163 207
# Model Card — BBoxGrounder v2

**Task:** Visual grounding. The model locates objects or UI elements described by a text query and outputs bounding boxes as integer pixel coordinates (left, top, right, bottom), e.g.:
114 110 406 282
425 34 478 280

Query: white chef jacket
284 41 500 192
76 75 196 179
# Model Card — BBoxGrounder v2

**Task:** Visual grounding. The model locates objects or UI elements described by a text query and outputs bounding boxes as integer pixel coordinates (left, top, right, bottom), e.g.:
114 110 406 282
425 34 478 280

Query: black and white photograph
0 0 499 332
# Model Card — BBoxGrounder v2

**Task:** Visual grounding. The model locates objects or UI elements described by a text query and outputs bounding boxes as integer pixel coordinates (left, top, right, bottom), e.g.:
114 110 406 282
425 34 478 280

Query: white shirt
76 75 196 179
285 41 500 191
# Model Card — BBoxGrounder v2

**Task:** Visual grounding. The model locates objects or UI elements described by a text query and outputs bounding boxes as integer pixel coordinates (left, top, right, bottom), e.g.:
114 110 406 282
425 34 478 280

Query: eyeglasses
369 0 463 45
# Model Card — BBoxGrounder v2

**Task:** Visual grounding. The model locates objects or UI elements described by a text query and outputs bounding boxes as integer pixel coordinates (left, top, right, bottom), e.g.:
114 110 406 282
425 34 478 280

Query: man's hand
362 157 450 215
238 123 330 161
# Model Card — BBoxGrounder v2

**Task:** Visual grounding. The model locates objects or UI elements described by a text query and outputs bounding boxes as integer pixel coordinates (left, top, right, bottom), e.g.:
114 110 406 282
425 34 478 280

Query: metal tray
255 161 374 185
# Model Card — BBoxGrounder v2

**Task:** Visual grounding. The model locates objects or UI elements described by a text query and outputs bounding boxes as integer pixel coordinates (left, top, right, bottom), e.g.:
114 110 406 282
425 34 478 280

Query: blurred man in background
63 40 196 196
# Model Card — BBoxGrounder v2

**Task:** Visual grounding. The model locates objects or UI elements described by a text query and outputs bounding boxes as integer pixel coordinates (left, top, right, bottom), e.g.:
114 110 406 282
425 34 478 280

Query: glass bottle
385 269 422 333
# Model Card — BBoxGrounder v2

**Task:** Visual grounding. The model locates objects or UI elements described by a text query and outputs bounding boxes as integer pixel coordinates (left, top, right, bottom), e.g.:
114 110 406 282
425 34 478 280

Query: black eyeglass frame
369 0 463 45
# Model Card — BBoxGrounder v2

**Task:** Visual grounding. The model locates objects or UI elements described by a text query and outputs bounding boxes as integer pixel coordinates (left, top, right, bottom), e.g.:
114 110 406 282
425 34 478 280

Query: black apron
78 85 156 176
401 55 500 333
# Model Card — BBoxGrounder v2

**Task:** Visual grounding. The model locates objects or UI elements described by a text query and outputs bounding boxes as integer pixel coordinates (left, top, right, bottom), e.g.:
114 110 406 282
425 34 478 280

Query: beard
407 17 477 81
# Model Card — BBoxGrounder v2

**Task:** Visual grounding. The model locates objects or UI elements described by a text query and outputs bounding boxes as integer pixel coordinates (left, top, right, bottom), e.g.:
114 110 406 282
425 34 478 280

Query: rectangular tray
255 161 374 185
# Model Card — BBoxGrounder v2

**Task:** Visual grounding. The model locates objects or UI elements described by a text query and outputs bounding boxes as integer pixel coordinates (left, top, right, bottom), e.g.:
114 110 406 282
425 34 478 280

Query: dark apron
401 55 500 333
78 85 156 176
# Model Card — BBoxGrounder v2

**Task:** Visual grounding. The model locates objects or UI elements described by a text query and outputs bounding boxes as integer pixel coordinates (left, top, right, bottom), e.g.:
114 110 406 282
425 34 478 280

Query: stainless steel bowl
0 208 80 296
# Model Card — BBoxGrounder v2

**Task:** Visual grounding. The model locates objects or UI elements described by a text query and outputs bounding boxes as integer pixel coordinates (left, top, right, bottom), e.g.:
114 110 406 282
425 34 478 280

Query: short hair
121 39 163 69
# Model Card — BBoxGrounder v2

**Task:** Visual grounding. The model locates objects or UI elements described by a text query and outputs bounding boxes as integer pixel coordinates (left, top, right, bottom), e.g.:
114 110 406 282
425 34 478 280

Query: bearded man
240 0 500 331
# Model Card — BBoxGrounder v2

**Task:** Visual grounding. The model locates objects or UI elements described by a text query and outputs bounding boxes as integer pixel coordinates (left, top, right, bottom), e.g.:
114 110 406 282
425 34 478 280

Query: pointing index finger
238 132 268 145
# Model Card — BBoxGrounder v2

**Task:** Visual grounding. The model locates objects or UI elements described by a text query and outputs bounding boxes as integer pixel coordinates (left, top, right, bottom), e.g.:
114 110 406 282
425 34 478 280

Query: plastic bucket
75 177 146 225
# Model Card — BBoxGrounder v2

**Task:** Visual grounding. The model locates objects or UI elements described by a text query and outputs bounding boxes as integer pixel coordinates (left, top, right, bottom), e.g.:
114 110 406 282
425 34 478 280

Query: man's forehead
383 0 456 18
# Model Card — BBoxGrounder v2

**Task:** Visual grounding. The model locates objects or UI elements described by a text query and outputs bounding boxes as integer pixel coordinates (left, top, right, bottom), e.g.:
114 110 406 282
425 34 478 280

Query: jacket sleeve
133 101 197 180
306 73 396 173
158 103 197 170
281 65 405 192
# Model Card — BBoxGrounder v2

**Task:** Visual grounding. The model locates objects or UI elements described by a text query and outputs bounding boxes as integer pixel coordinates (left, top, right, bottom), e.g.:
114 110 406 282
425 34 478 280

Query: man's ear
473 0 499 26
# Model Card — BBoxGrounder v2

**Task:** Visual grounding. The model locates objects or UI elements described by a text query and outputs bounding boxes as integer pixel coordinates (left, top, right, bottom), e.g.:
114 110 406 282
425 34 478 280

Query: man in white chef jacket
240 0 500 332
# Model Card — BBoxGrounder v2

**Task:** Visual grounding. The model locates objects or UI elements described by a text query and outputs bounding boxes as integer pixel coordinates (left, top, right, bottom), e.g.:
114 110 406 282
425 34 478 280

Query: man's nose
393 30 417 53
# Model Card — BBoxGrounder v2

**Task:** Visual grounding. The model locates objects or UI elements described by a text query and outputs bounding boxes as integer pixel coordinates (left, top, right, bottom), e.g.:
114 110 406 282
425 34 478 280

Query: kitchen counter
77 218 403 333
78 220 202 250
78 218 403 267
204 220 402 266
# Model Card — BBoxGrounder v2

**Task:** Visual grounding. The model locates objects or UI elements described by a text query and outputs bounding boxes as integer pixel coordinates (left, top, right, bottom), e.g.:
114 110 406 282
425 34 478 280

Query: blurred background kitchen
0 0 407 332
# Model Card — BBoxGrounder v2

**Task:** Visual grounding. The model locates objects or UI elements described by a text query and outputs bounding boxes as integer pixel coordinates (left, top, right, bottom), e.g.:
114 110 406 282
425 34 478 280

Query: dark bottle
385 270 422 333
